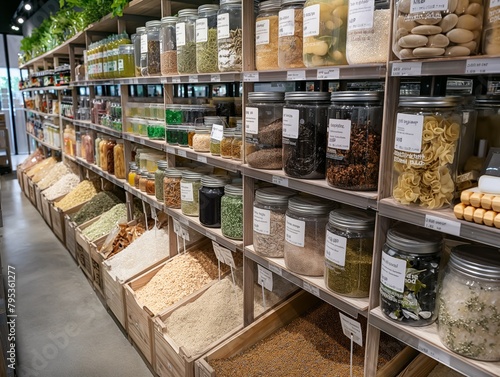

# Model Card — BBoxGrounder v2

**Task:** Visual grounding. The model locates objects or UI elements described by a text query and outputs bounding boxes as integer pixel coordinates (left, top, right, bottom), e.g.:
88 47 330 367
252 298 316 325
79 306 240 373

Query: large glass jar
155 160 168 202
278 0 306 69
139 170 149 192
327 91 383 190
253 187 296 257
181 171 203 216
393 0 483 59
438 244 500 361
483 0 500 55
193 128 211 152
284 195 335 276
232 130 243 161
164 168 183 208
147 120 166 140
256 0 280 71
176 9 198 74
106 139 117 174
99 139 108 171
113 141 125 179
346 0 390 64
146 21 162 76
196 4 219 73
221 184 243 240
217 0 242 72
220 128 234 158
392 97 462 209
82 132 94 164
475 95 500 149
160 16 178 76
245 92 284 170
199 175 230 227
302 0 348 67
283 92 329 179
380 225 442 326
136 27 148 76
324 208 375 298
118 44 135 78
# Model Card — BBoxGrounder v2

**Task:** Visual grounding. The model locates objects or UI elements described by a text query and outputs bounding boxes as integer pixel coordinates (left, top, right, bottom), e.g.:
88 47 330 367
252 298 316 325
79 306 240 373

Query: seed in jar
454 0 469 15
449 0 459 12
445 45 471 56
447 28 474 43
399 0 411 13
411 25 443 35
398 34 429 48
412 47 445 57
456 14 481 30
415 15 442 25
466 3 482 15
427 34 450 47
397 16 416 30
458 40 476 51
439 14 459 33
396 28 410 40
400 48 414 58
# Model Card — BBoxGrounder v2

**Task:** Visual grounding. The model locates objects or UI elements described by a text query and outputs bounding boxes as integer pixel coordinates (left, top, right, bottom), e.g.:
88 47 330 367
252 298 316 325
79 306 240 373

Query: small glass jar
231 130 243 161
177 125 190 147
99 139 108 171
221 184 243 240
255 0 280 71
199 175 230 227
82 132 94 164
76 131 81 158
220 129 234 158
438 245 500 361
146 173 156 195
128 163 137 186
136 26 147 76
176 9 198 74
210 134 222 156
94 134 102 167
113 141 126 179
253 187 296 258
146 20 162 76
193 128 211 152
139 170 149 192
165 104 183 125
380 225 442 326
278 0 306 69
196 4 220 73
106 139 117 174
155 160 168 202
327 91 383 190
483 0 500 55
283 92 330 179
188 127 196 148
181 171 203 216
147 120 166 140
160 16 178 76
324 208 375 298
135 168 144 189
166 126 178 145
118 44 135 78
164 168 183 208
217 0 242 72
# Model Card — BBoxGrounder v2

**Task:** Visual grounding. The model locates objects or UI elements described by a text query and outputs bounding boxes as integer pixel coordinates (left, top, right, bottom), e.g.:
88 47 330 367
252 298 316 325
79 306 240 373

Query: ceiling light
11 25 19 31
24 3 32 10
17 17 24 24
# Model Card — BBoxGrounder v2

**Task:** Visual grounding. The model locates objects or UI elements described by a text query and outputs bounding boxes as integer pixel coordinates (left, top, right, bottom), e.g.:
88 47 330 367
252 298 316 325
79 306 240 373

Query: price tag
161 78 168 84
178 216 189 226
189 75 199 83
392 62 422 77
212 240 224 261
287 70 306 81
417 341 451 365
410 0 448 13
316 68 340 80
339 313 363 347
197 156 207 163
303 282 320 297
150 205 158 220
395 113 424 153
166 147 176 154
328 119 352 150
348 0 375 30
180 226 190 241
177 149 187 157
211 74 221 82
257 265 273 291
272 175 289 187
243 72 260 82
173 219 182 236
206 231 216 241
219 246 236 268
140 138 146 145
172 77 181 83
211 124 224 141
465 58 500 74
424 215 461 236
268 264 282 276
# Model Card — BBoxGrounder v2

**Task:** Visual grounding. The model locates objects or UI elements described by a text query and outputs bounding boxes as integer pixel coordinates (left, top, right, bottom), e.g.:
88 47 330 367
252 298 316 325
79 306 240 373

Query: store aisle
0 174 153 377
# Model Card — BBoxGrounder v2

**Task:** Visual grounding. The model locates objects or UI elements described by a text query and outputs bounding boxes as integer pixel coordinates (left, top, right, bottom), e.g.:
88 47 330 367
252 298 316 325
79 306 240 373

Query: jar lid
285 91 330 102
161 16 178 23
178 8 198 17
281 0 305 5
259 0 281 12
182 170 203 180
220 0 242 4
195 128 211 134
136 27 146 33
328 208 375 231
201 175 230 187
330 91 383 103
198 4 220 13
157 160 168 169
145 20 162 27
141 170 149 177
248 92 285 102
223 129 234 136
398 96 462 108
287 195 334 215
255 187 296 205
386 225 443 254
147 173 155 179
450 245 500 279
225 184 243 196
475 95 500 106
164 168 183 177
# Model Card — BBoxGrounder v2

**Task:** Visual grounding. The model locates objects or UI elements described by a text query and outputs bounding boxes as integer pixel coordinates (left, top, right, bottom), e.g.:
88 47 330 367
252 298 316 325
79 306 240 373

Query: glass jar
118 44 135 78
380 225 442 326
327 91 383 190
284 195 335 276
283 92 330 179
106 139 117 175
475 95 500 149
199 175 230 227
193 128 211 152
146 21 161 76
438 245 500 361
99 139 108 171
483 0 500 55
181 171 203 216
278 0 306 69
139 171 149 192
160 16 178 76
177 125 190 147
94 134 102 167
154 161 168 202
76 131 81 158
128 163 137 186
135 168 144 189
217 0 242 72
256 0 280 71
136 26 147 76
176 9 198 74
303 0 348 67
324 208 375 298
165 104 183 125
245 92 285 170
166 126 179 145
221 184 243 239
220 129 234 158
146 173 156 195
231 130 243 161
253 187 296 257
196 4 219 73
164 168 183 208
393 0 483 59
113 141 125 179
147 120 166 140
188 127 196 148
210 124 223 156
82 132 94 164
392 96 462 209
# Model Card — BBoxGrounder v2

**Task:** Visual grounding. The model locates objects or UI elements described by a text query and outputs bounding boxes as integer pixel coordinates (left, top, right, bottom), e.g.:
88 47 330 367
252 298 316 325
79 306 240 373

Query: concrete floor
0 174 153 377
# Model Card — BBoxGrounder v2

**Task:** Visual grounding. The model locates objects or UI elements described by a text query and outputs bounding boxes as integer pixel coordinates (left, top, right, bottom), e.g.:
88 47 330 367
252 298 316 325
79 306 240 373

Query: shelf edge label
465 58 500 74
424 214 461 236
392 62 422 77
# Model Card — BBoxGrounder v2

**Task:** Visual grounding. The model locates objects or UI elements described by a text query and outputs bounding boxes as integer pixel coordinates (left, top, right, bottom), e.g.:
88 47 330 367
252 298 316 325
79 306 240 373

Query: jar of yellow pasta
392 97 462 209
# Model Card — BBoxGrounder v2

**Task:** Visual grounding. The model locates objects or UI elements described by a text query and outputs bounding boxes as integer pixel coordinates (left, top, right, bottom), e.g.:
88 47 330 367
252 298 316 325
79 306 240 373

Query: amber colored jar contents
114 142 126 179
139 173 148 192
163 168 183 208
106 139 117 174
134 170 142 189
146 173 156 195
99 139 108 171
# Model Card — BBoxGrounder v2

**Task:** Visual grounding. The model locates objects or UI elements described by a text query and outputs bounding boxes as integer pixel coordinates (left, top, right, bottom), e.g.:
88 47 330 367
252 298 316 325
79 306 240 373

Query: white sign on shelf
316 68 340 80
465 58 500 74
189 75 199 83
272 175 289 187
177 149 187 157
257 265 274 291
197 156 207 164
268 264 282 276
303 282 320 297
211 74 221 82
424 215 461 236
212 241 235 268
166 147 176 154
417 340 451 365
392 62 422 77
287 70 306 81
211 124 224 141
243 72 260 82
339 313 363 347
172 77 181 83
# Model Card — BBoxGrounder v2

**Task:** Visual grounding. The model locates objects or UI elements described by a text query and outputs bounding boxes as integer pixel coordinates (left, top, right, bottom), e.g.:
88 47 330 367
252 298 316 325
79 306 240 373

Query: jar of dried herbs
438 244 500 361
283 92 329 179
221 184 243 240
256 0 280 71
278 0 306 69
196 4 219 73
155 160 168 202
284 195 335 276
324 208 375 298
181 170 203 216
220 129 234 158
246 92 285 170
327 91 383 191
217 0 242 72
199 175 230 228
380 225 442 326
176 9 198 74
164 168 183 208
147 120 166 140
253 187 296 258
160 16 178 76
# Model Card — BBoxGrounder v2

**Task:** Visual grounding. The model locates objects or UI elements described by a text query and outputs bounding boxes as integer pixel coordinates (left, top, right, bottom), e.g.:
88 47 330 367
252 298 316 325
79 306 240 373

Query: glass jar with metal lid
139 170 149 192
181 171 203 216
113 141 125 179
160 16 178 76
128 163 138 186
284 195 336 276
176 9 198 74
245 92 285 170
483 0 500 55
135 27 147 76
380 224 442 326
164 168 183 208
278 0 306 69
146 173 156 195
220 128 234 158
196 4 219 73
232 130 243 160
221 184 244 239
283 92 330 179
217 0 242 72
210 122 224 156
193 127 211 152
475 95 500 149
253 187 296 258
392 96 462 209
438 244 500 361
199 175 231 227
146 21 162 76
118 44 134 78
255 0 280 71
155 160 168 202
327 91 383 191
324 208 375 298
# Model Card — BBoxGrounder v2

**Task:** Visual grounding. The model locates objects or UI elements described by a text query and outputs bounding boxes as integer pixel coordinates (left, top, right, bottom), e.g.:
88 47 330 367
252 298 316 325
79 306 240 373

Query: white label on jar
176 22 186 47
325 230 347 267
282 108 300 139
256 19 270 45
410 0 448 13
348 0 375 31
180 182 194 202
245 107 259 134
463 111 470 124
253 207 271 235
217 14 230 39
118 59 124 71
394 113 424 153
380 253 406 293
257 265 273 291
196 18 208 43
279 9 295 37
141 33 148 54
211 124 224 141
339 313 363 347
328 119 352 150
303 4 320 37
492 0 500 6
285 215 305 247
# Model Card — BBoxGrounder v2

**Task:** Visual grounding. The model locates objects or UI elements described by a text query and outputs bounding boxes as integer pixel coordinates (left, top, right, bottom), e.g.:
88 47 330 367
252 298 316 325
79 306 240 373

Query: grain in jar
483 0 500 55
210 123 224 156
196 4 219 73
199 175 231 228
217 0 242 71
135 169 144 189
176 9 198 74
256 0 280 71
231 130 243 161
139 170 149 192
181 171 203 216
113 140 125 179
220 129 234 158
146 173 156 195
155 160 168 202
221 184 243 239
193 127 211 152
164 168 183 208
146 21 162 76
160 16 178 76
106 139 116 175
278 0 306 69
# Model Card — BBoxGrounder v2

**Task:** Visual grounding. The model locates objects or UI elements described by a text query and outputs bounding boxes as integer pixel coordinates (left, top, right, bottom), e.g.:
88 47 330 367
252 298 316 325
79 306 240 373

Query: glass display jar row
125 103 164 121
87 33 133 79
